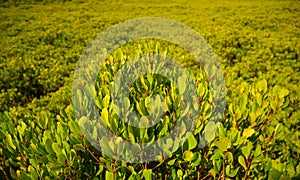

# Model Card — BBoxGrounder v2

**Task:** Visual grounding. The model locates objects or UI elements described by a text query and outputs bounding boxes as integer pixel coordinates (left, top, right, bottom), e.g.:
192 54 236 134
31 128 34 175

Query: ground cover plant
0 0 299 179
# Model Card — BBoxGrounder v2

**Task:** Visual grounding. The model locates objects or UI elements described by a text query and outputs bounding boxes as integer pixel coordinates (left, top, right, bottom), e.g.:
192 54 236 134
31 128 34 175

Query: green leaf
103 94 110 108
277 87 289 99
136 100 148 116
45 139 54 154
78 117 88 131
165 138 173 150
255 93 262 107
167 159 176 166
270 100 277 111
6 134 16 151
198 84 206 97
73 144 85 151
241 141 253 159
214 137 231 152
52 143 61 155
140 76 149 90
191 152 201 167
174 94 181 109
228 166 240 177
249 112 257 123
128 174 141 180
131 143 141 154
143 169 153 180
58 154 67 164
183 150 194 161
101 108 109 127
68 120 82 134
226 151 233 163
225 165 231 176
281 97 289 108
123 97 131 112
38 111 48 129
238 155 247 170
218 123 226 137
92 126 98 140
139 116 149 127
16 121 26 136
242 127 255 138
228 103 234 115
256 79 267 93
147 74 153 86
57 122 66 140
110 118 118 132
85 84 96 98
127 165 137 175
127 126 136 143
203 121 217 142
178 75 187 94
177 169 183 177
105 171 115 180
159 117 169 137
186 134 197 150
30 144 41 155
100 137 113 155
269 168 283 180
211 149 224 160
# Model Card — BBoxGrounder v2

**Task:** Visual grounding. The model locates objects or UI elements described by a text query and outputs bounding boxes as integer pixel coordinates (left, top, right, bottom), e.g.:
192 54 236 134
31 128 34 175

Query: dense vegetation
0 0 299 179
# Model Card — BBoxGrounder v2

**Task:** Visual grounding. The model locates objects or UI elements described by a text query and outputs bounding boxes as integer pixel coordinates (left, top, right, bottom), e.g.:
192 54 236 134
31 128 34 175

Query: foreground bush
1 42 299 179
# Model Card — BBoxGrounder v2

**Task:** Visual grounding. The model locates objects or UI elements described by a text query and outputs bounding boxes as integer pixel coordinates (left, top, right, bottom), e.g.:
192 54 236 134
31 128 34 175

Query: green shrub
1 41 299 179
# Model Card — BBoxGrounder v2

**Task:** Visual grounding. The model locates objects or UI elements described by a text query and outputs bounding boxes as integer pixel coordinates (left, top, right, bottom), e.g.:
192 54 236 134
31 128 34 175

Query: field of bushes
0 0 299 179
